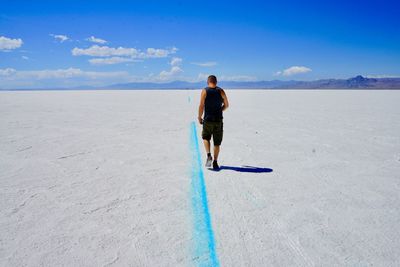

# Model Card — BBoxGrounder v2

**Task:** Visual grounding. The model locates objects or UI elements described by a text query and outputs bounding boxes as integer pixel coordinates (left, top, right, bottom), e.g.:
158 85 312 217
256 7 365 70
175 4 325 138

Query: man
198 75 229 170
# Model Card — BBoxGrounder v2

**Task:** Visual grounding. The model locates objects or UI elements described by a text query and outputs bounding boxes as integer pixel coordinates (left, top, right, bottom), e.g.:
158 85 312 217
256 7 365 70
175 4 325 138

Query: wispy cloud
72 45 138 57
191 61 217 67
0 67 132 88
1 66 262 88
170 57 182 66
365 74 400 78
275 66 312 76
197 73 256 82
0 68 17 76
86 36 107 44
220 75 257 81
0 66 189 88
0 67 128 79
156 57 183 81
72 45 177 59
158 66 183 80
146 47 178 58
89 57 141 65
50 34 69 43
0 36 23 51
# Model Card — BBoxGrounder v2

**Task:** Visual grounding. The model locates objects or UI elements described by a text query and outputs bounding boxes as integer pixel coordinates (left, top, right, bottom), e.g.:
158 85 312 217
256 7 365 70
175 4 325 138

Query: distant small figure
198 75 229 170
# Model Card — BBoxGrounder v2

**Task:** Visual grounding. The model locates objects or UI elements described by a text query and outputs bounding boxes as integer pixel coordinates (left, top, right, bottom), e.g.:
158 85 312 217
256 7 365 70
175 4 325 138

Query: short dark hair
207 75 217 84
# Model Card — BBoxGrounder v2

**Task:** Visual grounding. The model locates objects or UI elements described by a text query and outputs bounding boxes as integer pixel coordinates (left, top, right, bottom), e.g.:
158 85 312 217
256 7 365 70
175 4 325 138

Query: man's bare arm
221 89 229 111
198 89 207 124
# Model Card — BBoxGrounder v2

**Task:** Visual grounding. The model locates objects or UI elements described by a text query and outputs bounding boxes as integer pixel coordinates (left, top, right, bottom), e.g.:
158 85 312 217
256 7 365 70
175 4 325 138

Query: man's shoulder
217 87 226 94
203 86 225 93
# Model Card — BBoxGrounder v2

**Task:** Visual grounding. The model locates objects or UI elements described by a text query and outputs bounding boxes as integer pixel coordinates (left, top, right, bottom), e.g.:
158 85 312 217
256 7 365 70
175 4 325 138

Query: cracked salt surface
1 90 400 266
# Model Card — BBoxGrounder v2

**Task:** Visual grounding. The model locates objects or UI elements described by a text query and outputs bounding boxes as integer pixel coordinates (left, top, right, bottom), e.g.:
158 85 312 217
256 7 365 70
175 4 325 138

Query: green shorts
202 120 223 146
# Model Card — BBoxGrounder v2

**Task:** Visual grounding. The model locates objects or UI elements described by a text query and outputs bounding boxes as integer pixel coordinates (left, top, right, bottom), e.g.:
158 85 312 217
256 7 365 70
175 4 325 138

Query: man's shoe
205 154 213 167
212 160 220 170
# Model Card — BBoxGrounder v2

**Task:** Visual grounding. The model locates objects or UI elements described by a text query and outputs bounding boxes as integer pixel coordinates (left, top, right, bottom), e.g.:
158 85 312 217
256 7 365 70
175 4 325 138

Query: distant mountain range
2 75 400 90
105 75 400 90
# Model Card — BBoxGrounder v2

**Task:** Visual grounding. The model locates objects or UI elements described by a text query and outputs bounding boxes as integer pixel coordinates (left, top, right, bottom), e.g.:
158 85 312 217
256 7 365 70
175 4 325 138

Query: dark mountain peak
346 75 377 88
352 75 366 80
349 75 377 82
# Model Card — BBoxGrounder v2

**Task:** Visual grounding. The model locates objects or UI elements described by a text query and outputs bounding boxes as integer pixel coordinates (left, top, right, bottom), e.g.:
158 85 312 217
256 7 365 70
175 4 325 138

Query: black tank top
204 87 223 122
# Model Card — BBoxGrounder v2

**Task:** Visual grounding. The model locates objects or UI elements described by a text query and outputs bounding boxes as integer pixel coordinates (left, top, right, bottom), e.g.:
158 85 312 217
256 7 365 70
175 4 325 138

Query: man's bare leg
203 139 213 167
214 145 220 161
203 139 211 154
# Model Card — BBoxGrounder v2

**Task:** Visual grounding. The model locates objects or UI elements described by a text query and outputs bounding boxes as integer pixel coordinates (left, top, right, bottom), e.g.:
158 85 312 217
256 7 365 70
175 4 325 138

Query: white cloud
89 57 141 65
72 45 139 57
156 55 184 81
196 73 257 82
145 47 177 58
0 67 137 89
50 34 69 43
0 68 17 76
1 67 262 89
191 61 217 67
86 36 107 44
0 36 23 51
220 75 257 81
366 74 400 78
21 55 29 60
158 66 183 81
197 73 209 81
170 57 182 66
72 45 177 59
275 66 312 76
0 67 128 80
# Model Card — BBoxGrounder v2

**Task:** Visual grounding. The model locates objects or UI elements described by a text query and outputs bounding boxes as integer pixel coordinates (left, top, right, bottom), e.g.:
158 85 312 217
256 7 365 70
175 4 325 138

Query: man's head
207 75 217 87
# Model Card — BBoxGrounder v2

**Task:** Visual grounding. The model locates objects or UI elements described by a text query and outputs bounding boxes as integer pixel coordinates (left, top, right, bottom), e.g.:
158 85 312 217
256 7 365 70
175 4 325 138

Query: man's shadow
209 165 273 173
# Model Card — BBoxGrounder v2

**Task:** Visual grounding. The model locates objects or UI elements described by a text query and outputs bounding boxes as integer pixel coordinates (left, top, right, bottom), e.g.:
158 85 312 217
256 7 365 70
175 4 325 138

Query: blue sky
1 0 399 88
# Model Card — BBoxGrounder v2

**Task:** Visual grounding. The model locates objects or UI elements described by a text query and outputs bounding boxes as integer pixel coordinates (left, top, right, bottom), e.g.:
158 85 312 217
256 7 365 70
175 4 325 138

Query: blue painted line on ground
189 121 220 267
